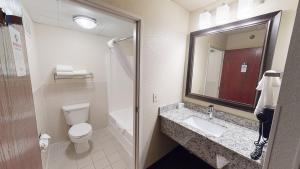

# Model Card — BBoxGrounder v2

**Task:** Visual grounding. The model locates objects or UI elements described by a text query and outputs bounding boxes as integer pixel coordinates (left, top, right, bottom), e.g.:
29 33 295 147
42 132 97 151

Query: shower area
106 37 135 157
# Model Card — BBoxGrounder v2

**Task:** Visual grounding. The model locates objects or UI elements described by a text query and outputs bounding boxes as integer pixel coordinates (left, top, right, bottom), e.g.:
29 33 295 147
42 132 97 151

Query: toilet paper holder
39 133 51 152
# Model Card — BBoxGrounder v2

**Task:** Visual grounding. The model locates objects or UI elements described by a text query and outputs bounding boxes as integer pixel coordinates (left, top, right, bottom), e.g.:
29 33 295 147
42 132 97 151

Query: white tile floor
46 128 133 169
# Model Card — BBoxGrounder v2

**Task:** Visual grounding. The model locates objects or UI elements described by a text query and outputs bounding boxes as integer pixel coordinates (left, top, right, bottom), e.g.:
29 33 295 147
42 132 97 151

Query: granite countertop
160 107 262 165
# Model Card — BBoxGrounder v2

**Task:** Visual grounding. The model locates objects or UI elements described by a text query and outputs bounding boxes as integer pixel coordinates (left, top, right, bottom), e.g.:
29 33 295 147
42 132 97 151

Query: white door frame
203 46 224 97
71 1 141 169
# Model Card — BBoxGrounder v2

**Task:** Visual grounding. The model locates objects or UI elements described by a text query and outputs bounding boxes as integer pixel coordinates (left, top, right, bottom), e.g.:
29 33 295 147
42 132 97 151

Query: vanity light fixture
216 3 230 25
237 0 254 19
198 11 212 30
73 15 97 29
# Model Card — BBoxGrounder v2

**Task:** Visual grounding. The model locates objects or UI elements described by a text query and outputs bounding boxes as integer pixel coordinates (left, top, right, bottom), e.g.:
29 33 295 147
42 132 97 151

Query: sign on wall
9 25 26 76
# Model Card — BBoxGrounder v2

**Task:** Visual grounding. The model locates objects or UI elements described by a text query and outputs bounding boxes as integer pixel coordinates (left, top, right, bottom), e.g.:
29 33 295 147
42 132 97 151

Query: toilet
62 103 92 154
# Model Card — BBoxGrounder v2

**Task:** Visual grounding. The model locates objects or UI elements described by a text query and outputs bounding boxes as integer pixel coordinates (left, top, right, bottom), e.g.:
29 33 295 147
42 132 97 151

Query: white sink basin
183 116 227 137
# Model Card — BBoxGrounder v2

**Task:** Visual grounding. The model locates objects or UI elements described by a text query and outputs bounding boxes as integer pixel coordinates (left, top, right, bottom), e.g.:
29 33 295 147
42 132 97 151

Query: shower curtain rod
115 36 133 43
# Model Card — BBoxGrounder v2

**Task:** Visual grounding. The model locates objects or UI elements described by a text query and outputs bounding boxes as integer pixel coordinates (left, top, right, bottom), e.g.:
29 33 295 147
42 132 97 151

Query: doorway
219 47 262 105
203 47 224 98
0 0 141 169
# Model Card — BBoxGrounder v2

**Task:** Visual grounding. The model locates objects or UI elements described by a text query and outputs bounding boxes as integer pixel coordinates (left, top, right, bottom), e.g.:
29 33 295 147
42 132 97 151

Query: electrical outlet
153 93 158 103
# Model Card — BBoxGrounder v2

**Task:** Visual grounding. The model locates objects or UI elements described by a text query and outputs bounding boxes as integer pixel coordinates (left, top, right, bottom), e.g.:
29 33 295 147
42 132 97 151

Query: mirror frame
186 11 282 112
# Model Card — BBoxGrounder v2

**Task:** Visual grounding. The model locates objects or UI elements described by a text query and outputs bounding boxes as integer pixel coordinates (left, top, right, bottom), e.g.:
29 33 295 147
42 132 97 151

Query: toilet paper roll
40 133 51 139
39 133 51 152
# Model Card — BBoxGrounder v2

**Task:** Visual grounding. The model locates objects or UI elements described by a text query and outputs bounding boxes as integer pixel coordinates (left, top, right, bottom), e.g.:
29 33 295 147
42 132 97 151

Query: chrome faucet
207 105 215 119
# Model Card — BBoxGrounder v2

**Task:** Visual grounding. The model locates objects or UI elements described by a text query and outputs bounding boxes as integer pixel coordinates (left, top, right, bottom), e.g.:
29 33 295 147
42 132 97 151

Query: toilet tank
62 103 90 125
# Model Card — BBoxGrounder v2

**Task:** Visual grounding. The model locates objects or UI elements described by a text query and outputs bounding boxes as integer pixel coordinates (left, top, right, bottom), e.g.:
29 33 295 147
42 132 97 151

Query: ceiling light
73 15 97 29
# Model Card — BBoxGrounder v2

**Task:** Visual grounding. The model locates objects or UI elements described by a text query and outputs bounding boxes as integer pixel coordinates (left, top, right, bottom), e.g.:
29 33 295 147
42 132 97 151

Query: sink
183 116 227 137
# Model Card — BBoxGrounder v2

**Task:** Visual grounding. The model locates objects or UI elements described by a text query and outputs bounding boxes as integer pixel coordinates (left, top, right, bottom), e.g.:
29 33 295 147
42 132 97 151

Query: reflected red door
0 14 42 169
219 48 262 105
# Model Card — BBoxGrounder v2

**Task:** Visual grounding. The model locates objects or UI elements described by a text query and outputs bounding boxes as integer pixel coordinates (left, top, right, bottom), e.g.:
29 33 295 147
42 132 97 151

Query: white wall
185 0 299 120
87 0 189 168
107 40 134 113
33 23 110 142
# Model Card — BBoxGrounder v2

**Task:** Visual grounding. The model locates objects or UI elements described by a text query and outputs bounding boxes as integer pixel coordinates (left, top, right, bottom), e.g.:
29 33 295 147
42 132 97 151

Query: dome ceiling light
73 15 97 29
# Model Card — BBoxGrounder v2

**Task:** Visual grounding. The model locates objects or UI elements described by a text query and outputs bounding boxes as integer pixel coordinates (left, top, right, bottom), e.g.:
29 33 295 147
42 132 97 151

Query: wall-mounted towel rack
54 72 94 80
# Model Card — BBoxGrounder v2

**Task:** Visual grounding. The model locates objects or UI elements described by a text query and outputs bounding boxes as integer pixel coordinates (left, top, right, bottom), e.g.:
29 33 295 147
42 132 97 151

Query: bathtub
108 108 133 156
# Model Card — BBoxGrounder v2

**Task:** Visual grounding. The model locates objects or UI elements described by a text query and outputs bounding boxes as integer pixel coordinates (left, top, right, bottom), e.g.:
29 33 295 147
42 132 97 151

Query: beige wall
23 9 47 135
226 29 266 50
210 34 227 50
185 0 299 120
264 3 300 168
32 23 110 142
87 0 189 168
22 8 48 169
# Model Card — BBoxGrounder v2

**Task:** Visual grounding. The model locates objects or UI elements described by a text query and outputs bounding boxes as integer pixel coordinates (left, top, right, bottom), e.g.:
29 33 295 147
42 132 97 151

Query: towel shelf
54 72 94 80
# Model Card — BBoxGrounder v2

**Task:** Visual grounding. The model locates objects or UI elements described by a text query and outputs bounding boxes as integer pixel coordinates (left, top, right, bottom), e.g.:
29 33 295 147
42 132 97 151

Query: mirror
186 11 282 112
192 25 266 105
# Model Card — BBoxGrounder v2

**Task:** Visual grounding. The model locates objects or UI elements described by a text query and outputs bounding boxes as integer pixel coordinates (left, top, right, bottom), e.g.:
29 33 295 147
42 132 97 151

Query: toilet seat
69 123 92 139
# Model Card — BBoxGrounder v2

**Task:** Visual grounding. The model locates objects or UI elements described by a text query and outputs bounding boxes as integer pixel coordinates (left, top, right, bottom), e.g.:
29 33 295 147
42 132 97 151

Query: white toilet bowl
62 103 93 154
68 123 92 153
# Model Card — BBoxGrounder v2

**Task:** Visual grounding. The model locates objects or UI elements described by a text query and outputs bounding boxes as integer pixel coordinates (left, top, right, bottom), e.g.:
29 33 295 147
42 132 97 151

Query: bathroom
1 0 300 169
11 0 136 169
23 0 135 169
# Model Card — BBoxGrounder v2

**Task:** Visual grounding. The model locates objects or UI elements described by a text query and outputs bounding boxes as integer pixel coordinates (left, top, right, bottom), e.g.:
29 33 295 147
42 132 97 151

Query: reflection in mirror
191 24 267 106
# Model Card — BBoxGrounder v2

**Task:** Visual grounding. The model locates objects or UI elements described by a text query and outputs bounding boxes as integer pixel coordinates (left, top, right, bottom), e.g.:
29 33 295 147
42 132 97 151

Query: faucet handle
208 105 214 119
208 105 214 112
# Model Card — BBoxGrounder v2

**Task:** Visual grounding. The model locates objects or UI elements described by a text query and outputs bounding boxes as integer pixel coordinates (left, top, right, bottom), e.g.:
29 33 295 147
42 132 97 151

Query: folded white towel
56 65 74 72
56 70 90 76
73 69 89 75
56 72 75 76
254 70 281 115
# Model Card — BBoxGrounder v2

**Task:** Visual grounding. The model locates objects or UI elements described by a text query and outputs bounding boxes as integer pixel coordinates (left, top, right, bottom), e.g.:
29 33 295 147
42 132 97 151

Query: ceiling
21 0 134 38
172 0 218 11
223 24 267 35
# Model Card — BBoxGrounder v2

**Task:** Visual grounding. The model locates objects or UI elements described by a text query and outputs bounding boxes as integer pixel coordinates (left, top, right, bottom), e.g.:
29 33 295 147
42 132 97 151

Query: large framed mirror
186 11 282 112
